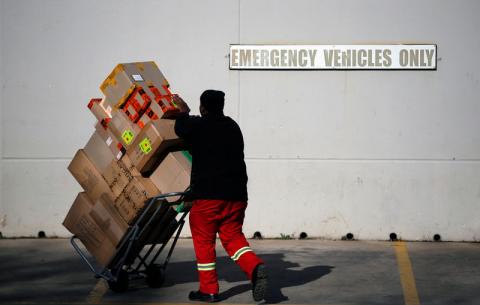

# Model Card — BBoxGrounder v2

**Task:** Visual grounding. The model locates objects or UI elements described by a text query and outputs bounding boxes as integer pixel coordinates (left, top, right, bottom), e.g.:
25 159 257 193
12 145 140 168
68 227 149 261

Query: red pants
189 199 263 294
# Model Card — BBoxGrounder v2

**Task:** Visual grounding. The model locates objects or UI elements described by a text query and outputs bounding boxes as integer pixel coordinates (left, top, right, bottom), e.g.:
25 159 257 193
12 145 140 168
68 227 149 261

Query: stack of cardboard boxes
63 62 192 266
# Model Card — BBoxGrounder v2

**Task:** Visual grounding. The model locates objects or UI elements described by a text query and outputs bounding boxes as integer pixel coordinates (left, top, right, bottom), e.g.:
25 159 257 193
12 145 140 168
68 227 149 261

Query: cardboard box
143 205 178 245
127 120 184 174
121 199 177 261
114 176 161 224
145 84 180 119
87 98 112 122
150 151 192 202
122 154 142 177
137 99 186 129
136 112 152 129
100 62 169 109
102 156 139 198
121 86 152 123
63 192 119 267
68 149 115 202
95 121 126 160
90 193 129 245
84 131 116 173
108 111 141 147
148 98 175 120
126 177 161 209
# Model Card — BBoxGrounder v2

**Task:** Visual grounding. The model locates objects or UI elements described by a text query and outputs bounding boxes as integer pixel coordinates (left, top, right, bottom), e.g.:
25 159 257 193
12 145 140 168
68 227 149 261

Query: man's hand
173 94 191 114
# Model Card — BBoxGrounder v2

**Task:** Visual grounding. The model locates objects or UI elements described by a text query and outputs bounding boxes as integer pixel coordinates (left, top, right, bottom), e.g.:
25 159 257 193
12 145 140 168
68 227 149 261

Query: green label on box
139 137 152 154
122 130 134 145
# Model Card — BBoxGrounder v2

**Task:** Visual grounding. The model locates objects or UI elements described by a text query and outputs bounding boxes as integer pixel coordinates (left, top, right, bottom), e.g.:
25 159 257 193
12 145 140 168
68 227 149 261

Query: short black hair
200 90 225 114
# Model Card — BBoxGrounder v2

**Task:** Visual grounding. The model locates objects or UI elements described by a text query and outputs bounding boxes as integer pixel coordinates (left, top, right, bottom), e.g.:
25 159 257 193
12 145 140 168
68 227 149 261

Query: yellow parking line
86 279 108 304
394 241 421 305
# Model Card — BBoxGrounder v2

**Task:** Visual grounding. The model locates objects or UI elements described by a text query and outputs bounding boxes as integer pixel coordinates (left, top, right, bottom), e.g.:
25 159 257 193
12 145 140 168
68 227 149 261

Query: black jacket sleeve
174 114 201 141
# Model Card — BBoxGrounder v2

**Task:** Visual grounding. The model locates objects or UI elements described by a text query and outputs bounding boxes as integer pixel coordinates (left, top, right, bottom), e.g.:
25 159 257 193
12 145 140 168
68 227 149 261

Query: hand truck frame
70 191 190 292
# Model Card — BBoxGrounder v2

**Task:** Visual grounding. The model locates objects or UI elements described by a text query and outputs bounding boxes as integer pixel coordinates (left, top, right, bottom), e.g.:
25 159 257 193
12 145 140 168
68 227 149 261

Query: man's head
200 89 225 116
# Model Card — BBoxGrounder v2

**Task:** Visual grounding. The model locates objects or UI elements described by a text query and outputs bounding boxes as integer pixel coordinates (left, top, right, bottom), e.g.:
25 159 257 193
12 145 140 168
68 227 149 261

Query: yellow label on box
139 138 152 154
122 130 134 145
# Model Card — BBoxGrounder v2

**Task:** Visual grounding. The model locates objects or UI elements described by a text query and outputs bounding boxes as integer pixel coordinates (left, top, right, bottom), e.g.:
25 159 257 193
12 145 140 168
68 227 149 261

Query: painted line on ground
393 241 421 305
86 279 108 304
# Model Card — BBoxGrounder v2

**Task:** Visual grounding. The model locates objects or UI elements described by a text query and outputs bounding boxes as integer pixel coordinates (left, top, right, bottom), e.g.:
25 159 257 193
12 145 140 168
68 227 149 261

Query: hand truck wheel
108 269 129 293
145 264 165 288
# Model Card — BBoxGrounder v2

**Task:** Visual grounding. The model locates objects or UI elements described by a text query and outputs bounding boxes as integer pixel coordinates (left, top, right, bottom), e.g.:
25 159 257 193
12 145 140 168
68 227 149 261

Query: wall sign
229 45 437 70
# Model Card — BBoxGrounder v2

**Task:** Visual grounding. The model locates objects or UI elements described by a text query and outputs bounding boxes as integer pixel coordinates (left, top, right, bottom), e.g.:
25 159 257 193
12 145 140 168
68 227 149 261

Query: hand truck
70 191 190 292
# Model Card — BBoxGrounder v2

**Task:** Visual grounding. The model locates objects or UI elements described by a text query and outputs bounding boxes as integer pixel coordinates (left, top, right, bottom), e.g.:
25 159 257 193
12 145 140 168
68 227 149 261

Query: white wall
0 0 3 236
239 0 480 241
0 0 239 237
1 0 479 240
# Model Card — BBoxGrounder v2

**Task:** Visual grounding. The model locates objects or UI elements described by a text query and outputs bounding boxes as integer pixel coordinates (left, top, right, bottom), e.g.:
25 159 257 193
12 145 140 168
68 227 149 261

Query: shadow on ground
0 249 95 303
0 245 333 304
163 253 334 303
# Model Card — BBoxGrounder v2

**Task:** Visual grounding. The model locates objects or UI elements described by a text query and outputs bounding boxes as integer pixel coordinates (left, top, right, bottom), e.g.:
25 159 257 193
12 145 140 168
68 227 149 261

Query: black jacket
174 114 248 201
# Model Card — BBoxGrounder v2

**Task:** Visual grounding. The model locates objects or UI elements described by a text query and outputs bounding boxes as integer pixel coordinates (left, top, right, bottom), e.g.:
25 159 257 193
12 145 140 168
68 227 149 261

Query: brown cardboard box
87 98 112 122
126 177 161 209
95 122 126 161
108 111 141 148
102 156 139 198
123 199 177 258
144 86 180 119
62 192 118 267
114 176 161 224
68 149 115 202
121 86 152 123
100 62 169 109
99 62 189 119
121 154 142 177
84 131 116 173
90 193 129 245
138 201 178 245
145 209 178 244
127 120 184 174
148 99 171 119
150 151 192 202
136 112 152 129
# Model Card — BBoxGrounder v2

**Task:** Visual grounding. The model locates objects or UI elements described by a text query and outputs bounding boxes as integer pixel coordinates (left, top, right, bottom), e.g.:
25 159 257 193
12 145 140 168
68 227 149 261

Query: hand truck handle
149 187 192 206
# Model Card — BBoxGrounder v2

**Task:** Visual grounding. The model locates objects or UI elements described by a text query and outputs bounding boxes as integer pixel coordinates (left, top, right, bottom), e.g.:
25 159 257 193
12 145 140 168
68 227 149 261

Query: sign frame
229 44 437 71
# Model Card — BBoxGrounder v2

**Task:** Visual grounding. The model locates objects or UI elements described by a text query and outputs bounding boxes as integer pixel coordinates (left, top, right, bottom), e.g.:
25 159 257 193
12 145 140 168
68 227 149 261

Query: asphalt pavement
0 238 479 305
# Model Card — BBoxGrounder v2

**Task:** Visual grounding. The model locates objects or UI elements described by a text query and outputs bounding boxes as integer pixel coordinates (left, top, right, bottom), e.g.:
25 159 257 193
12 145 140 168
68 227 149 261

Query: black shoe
188 290 220 303
252 264 268 302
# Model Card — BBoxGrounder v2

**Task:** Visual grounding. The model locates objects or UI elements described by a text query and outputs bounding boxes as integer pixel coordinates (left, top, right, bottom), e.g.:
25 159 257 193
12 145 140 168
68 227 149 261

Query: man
173 90 267 302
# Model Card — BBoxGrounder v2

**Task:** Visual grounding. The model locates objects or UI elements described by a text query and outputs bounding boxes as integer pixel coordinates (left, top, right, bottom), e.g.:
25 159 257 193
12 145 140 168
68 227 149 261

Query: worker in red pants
174 90 267 302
